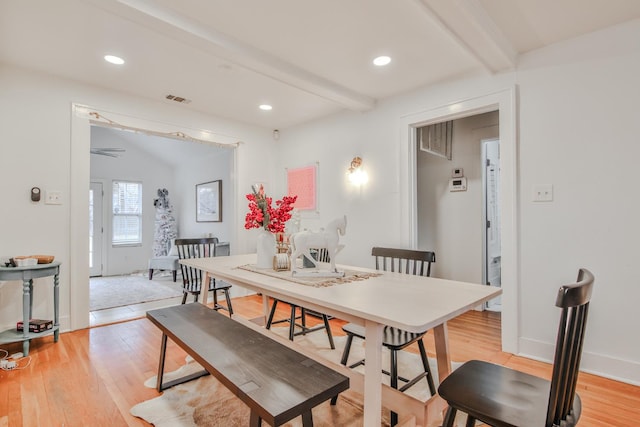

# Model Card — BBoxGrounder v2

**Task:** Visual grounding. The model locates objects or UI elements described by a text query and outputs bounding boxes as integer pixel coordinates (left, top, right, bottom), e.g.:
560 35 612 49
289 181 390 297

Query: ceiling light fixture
259 104 273 111
104 55 125 65
373 56 391 66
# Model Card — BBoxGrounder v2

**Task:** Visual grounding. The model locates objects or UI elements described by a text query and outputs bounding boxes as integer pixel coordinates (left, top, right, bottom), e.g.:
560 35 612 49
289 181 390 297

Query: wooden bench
147 303 349 427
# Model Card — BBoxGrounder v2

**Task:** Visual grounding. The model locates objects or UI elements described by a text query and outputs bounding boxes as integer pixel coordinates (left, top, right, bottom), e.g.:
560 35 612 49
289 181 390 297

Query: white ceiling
2 0 639 130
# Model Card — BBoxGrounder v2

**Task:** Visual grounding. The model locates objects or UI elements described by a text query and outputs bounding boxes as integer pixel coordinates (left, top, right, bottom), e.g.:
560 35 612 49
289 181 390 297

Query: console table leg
22 278 30 356
53 272 60 342
28 279 34 319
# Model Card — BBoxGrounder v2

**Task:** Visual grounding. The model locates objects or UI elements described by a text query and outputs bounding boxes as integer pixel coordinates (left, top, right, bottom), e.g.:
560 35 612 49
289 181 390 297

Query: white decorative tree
153 188 177 256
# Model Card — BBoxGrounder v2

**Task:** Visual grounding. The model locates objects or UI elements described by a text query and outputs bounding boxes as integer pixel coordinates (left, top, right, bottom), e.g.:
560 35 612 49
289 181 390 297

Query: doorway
416 112 498 284
482 138 502 311
399 87 518 353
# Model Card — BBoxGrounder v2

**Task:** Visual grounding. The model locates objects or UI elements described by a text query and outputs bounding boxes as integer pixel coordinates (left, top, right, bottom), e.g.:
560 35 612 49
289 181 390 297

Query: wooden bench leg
156 332 209 392
250 411 261 427
156 333 168 392
301 410 314 427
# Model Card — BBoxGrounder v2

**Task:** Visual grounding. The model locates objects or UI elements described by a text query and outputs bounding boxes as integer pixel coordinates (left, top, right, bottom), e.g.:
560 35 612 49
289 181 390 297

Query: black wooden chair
175 238 233 316
266 248 335 350
332 247 437 425
438 268 594 427
265 301 335 349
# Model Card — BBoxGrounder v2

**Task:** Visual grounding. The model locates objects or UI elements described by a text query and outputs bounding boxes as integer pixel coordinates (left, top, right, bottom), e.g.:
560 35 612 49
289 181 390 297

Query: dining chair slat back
372 247 435 276
175 237 233 316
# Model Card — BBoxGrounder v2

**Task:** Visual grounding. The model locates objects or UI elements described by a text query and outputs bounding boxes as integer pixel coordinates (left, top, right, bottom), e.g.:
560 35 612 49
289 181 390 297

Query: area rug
90 272 183 311
131 327 469 426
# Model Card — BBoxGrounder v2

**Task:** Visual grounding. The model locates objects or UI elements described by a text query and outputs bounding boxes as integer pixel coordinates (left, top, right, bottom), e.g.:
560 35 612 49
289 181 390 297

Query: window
112 181 142 246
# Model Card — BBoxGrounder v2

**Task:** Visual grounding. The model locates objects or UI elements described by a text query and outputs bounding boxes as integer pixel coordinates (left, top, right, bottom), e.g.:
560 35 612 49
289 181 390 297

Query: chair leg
172 270 177 282
266 299 279 329
340 334 354 366
212 283 219 308
289 305 297 341
418 340 436 396
148 269 153 280
224 290 234 317
322 314 335 349
442 407 457 427
390 349 399 389
300 307 307 335
390 349 399 426
181 291 188 305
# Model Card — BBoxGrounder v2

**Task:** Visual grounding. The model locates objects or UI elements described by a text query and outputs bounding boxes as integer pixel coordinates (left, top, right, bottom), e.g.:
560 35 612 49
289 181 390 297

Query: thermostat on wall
449 177 467 192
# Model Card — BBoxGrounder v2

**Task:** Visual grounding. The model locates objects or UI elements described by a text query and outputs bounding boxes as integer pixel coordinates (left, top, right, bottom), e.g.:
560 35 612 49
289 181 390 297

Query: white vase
256 228 276 269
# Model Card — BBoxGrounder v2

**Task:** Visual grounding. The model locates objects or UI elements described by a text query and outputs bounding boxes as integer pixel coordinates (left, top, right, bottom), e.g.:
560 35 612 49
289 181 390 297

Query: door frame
89 180 107 277
399 87 518 353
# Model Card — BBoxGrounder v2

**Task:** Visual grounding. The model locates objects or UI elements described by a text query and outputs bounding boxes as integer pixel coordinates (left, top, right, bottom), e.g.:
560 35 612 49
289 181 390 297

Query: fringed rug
90 272 183 311
131 328 470 426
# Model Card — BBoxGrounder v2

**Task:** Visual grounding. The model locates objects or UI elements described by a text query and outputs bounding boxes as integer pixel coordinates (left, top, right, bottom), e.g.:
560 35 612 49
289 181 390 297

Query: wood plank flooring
1 295 637 426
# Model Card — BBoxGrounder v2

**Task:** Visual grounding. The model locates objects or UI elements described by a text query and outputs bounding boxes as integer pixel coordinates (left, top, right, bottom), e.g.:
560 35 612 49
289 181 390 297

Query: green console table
0 261 60 356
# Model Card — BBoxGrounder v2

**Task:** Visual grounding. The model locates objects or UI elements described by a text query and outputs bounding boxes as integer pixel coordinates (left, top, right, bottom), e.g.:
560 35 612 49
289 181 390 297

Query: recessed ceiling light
259 104 273 111
104 55 125 65
373 56 391 66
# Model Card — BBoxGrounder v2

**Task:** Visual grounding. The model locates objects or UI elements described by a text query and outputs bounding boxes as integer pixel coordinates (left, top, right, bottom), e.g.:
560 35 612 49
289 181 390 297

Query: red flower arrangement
245 184 297 233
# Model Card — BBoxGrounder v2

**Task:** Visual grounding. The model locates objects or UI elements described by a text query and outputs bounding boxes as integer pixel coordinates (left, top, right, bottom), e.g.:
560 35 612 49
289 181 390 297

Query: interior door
89 181 104 277
482 138 502 310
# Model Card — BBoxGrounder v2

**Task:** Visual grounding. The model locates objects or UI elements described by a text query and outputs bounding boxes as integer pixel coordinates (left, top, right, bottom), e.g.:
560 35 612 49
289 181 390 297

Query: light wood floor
1 295 638 426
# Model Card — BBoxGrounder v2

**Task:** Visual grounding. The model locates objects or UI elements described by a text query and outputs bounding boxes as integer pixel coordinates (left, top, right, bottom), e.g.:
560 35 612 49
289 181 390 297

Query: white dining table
180 253 501 426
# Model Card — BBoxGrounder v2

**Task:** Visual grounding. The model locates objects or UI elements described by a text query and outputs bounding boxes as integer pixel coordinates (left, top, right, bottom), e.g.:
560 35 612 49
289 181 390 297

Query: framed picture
196 180 222 222
287 163 317 212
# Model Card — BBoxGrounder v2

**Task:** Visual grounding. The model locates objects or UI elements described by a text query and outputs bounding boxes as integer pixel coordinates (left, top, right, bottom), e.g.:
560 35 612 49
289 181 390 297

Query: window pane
112 181 142 245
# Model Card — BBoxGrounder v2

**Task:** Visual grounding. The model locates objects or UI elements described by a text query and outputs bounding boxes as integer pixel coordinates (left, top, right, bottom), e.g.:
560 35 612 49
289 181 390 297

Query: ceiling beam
416 0 517 72
98 0 376 112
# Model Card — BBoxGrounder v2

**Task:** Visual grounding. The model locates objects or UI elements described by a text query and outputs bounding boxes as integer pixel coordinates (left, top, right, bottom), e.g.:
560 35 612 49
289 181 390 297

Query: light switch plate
533 185 553 202
45 190 62 205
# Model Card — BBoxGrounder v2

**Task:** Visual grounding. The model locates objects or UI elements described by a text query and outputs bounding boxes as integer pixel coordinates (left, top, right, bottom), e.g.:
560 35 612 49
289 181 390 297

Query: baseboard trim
519 337 640 386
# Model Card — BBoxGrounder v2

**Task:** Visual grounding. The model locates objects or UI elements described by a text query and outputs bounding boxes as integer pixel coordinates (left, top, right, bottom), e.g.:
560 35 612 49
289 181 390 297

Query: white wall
0 63 276 333
417 112 499 283
174 149 234 243
514 21 640 382
276 21 640 384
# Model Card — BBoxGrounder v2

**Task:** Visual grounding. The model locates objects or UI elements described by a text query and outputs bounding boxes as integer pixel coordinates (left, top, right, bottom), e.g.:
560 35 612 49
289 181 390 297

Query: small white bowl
15 258 38 267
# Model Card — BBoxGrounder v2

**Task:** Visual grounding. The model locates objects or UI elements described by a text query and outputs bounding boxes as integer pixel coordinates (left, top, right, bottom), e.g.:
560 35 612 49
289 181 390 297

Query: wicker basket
31 255 55 264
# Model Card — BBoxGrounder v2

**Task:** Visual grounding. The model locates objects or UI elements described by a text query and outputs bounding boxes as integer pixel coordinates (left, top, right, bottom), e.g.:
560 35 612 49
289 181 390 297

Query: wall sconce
347 156 369 185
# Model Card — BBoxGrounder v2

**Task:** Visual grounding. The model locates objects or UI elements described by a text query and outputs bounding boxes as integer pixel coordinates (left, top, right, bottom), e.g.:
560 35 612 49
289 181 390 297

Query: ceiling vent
165 94 192 104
